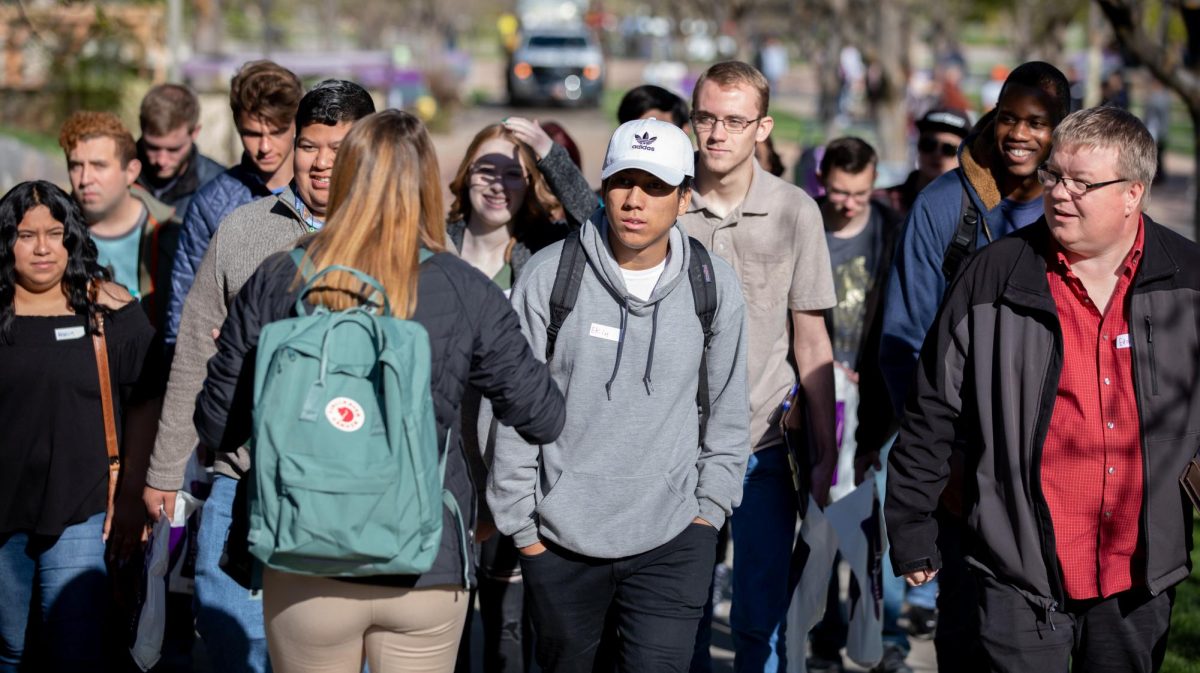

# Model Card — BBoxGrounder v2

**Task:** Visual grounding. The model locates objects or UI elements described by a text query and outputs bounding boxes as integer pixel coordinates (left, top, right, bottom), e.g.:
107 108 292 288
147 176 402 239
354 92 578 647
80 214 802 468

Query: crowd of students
0 54 1195 673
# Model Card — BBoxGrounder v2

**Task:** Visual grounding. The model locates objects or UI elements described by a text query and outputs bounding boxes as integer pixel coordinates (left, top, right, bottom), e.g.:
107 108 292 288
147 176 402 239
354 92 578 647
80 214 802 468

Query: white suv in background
507 29 605 107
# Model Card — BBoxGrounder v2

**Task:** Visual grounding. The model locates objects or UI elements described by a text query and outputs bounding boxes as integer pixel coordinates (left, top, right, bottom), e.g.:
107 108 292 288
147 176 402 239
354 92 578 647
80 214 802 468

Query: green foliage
0 126 61 155
1162 519 1200 673
43 5 142 123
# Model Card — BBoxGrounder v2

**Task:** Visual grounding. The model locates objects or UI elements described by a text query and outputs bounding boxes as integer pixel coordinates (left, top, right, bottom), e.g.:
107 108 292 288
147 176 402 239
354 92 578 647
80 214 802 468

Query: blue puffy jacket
164 155 274 343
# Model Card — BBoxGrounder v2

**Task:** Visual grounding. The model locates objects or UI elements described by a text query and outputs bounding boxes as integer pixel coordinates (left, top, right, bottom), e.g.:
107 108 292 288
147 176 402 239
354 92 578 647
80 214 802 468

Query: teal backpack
247 249 466 579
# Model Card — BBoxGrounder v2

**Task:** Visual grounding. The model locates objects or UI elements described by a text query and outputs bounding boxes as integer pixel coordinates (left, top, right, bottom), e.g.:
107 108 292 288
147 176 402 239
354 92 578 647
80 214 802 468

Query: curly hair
0 181 112 343
446 124 559 235
58 111 138 167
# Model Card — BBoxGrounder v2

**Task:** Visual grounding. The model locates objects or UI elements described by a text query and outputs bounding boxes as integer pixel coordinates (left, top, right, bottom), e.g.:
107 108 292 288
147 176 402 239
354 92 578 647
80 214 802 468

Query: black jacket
886 216 1200 612
194 247 566 588
817 198 903 458
135 142 225 216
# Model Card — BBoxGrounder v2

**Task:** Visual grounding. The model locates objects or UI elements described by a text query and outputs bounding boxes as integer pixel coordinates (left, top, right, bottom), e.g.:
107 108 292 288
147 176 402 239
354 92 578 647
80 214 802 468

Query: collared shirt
294 192 324 232
1041 219 1145 600
680 159 836 451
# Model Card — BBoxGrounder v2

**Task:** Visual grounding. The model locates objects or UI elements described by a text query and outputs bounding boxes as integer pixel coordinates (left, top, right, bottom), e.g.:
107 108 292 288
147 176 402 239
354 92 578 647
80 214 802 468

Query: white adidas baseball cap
601 117 695 187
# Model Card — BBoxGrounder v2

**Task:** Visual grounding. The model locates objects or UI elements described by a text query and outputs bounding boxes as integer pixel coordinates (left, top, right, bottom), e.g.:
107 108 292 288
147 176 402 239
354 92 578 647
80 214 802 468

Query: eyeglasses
1036 165 1129 198
690 113 761 134
470 164 528 187
917 137 958 158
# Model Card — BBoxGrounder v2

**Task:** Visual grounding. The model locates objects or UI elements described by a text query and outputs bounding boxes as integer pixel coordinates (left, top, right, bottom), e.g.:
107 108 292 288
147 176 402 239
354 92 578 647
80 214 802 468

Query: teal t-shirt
92 208 146 299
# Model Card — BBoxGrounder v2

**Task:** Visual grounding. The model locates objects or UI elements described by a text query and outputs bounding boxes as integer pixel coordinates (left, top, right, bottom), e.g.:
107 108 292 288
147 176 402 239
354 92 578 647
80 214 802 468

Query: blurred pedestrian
618 84 691 133
884 107 970 217
164 60 302 346
135 83 224 215
809 138 908 673
59 111 179 337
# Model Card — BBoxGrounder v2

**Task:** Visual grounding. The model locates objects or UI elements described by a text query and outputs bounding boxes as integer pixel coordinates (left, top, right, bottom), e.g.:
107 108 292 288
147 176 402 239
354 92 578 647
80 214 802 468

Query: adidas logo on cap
633 131 657 151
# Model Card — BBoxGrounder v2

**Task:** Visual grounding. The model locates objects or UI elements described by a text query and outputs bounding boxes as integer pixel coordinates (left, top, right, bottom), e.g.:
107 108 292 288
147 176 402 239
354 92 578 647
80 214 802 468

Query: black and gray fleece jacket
886 216 1200 614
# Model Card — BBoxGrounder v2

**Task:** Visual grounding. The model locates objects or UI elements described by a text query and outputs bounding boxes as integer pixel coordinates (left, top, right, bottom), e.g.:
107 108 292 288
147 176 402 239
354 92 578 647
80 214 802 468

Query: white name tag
54 326 86 341
1115 334 1131 349
589 323 621 342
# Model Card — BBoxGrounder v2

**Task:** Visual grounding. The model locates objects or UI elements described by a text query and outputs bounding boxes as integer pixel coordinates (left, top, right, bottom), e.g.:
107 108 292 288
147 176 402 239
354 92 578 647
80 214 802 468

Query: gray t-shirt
826 207 883 367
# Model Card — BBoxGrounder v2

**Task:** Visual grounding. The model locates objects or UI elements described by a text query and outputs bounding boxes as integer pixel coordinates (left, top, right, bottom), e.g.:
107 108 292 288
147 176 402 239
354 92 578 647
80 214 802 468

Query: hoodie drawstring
642 302 660 394
604 305 629 400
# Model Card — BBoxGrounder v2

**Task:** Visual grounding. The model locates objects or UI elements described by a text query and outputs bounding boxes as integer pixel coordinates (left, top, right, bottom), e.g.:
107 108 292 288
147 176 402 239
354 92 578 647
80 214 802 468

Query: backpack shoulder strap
545 229 586 361
687 237 718 441
941 188 980 285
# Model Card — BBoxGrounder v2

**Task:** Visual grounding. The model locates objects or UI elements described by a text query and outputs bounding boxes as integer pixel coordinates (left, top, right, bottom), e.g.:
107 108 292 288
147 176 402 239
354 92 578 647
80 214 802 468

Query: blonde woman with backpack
193 109 566 673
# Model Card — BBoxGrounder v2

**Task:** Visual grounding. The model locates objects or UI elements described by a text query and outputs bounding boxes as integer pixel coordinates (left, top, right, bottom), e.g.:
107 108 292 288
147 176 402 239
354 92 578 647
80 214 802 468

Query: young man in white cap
488 117 751 672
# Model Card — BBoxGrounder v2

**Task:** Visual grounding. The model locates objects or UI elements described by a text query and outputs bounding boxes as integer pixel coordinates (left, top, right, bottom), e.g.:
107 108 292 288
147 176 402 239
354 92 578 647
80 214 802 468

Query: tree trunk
1193 108 1200 241
1095 0 1200 234
817 34 842 128
873 1 909 163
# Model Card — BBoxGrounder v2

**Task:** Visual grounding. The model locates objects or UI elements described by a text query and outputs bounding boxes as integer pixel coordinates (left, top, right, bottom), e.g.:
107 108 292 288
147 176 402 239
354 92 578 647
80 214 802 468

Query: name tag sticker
1115 334 1131 349
589 323 621 342
54 326 86 341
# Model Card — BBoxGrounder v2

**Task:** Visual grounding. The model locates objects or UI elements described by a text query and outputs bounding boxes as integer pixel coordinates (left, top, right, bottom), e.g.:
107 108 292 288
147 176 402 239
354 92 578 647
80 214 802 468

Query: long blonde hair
298 110 446 318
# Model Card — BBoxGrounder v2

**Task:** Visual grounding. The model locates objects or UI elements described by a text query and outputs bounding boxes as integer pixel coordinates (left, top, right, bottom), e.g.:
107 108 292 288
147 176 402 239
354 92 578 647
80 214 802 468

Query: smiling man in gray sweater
139 80 375 673
488 117 750 672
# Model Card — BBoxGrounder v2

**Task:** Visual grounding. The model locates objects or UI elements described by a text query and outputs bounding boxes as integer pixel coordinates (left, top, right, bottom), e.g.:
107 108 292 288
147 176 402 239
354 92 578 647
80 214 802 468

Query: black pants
933 510 979 672
522 523 718 673
974 573 1174 673
455 534 532 673
688 521 730 673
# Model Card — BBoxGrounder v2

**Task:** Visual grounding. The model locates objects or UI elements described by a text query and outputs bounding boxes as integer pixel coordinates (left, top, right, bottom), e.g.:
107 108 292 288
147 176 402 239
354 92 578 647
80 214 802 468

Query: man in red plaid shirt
885 105 1200 671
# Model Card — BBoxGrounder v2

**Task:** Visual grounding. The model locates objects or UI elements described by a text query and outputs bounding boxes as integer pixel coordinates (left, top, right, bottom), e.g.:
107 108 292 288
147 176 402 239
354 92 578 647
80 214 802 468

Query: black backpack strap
545 229 587 361
687 237 718 441
941 189 981 285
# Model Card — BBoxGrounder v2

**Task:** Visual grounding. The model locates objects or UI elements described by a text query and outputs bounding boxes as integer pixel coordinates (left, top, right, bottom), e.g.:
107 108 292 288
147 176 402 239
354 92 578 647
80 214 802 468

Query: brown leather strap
93 318 121 498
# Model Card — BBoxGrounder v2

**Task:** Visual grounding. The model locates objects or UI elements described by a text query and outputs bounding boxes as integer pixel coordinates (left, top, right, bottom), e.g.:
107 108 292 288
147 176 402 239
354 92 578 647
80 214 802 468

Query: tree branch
1095 0 1200 107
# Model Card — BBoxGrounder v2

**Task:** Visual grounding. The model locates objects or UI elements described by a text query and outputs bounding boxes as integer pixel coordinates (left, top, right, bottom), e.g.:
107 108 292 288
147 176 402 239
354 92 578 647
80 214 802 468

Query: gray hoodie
487 211 750 558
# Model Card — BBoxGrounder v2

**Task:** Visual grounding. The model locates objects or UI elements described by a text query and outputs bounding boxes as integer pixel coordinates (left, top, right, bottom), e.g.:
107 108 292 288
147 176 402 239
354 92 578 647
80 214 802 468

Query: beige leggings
262 567 469 673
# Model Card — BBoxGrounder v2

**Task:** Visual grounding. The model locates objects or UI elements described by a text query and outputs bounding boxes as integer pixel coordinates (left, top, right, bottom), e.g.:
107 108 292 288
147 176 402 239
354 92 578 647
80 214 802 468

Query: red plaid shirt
1041 220 1145 600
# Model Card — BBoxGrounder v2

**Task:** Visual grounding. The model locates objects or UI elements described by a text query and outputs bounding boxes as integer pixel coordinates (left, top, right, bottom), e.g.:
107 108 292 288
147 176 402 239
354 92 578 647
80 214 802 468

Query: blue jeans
195 475 271 673
907 576 937 610
0 511 107 672
875 436 909 653
730 445 798 673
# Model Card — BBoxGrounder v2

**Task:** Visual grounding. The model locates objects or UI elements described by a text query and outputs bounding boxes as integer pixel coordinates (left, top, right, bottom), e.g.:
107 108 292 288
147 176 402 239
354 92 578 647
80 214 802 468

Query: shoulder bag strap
93 318 121 519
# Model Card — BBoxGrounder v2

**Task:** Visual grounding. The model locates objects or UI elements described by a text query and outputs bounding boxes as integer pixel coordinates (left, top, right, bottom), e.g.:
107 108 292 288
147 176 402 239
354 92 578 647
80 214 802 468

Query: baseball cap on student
915 108 971 139
601 117 694 187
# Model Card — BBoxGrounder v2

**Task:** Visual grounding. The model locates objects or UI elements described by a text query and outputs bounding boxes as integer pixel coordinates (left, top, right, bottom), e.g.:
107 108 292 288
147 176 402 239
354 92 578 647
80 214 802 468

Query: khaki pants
262 567 468 673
